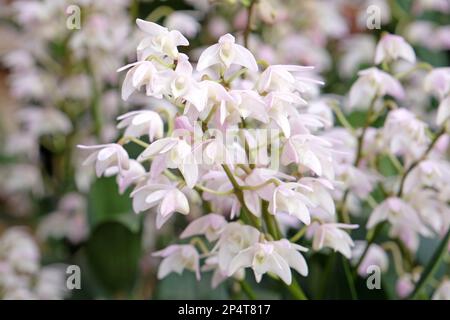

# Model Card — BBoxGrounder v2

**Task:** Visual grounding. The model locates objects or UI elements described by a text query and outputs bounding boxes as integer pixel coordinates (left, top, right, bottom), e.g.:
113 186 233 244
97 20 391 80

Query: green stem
330 102 355 134
118 136 150 148
240 178 280 191
222 164 261 229
286 278 308 300
130 0 139 20
386 153 404 174
190 237 209 255
342 255 358 300
289 226 308 243
225 69 247 85
239 280 256 300
146 5 174 23
409 227 450 300
194 184 234 196
319 252 336 299
394 62 433 80
262 200 281 240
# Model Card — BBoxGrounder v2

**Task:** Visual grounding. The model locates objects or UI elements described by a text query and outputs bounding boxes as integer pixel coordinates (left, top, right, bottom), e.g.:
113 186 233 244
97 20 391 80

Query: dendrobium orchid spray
78 18 333 296
77 15 450 299
0 0 449 301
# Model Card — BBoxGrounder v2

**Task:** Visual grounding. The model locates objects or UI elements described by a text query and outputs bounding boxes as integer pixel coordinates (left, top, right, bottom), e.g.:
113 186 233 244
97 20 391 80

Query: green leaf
409 227 450 299
377 154 399 177
87 177 133 228
86 221 141 296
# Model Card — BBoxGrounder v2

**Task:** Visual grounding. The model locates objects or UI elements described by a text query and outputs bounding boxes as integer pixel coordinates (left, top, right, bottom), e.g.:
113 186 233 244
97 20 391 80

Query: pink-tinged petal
243 190 261 217
95 160 111 177
156 209 174 229
131 188 155 213
288 250 308 276
174 189 190 215
387 197 402 212
131 64 146 88
424 68 450 99
233 44 258 72
136 19 167 36
374 43 385 65
77 144 111 150
116 146 130 171
81 151 99 166
384 75 405 100
117 62 140 73
175 55 193 75
136 37 153 52
281 139 298 166
149 117 164 141
227 247 254 276
375 34 416 64
258 68 273 93
150 154 167 179
121 68 136 100
312 224 325 250
196 44 220 71
366 202 388 229
292 202 311 225
219 100 227 125
334 223 359 230
349 77 374 108
159 191 176 217
402 45 416 64
273 113 291 138
138 138 178 161
153 244 180 257
318 189 335 215
180 213 225 239
131 62 151 87
230 199 241 219
130 111 152 126
269 188 279 215
211 269 226 289
276 65 315 72
174 116 194 131
185 85 207 112
157 254 183 279
437 96 450 126
170 30 189 46
218 34 235 44
301 150 322 176
145 189 168 206
179 161 198 188
268 252 292 285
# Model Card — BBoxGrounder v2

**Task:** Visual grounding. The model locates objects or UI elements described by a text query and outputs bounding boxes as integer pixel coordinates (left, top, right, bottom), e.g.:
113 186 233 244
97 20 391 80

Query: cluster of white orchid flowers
79 13 450 298
339 33 450 298
79 18 351 291
1 0 449 300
